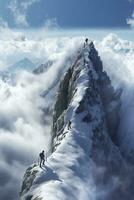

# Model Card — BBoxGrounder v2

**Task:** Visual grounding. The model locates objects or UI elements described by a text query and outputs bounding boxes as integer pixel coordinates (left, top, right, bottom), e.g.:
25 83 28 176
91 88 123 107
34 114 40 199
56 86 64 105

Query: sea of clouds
0 28 134 199
0 29 82 200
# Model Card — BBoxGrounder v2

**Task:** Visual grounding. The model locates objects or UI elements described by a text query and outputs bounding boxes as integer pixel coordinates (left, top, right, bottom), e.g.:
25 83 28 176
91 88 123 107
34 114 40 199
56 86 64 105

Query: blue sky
0 0 134 29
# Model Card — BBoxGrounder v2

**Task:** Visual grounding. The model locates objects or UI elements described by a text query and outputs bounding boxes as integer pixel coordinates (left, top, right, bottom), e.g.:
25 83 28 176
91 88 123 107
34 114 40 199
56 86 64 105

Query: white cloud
8 0 28 27
0 33 82 199
43 18 59 30
4 0 58 29
0 17 9 28
127 11 134 28
0 16 27 43
0 30 134 199
8 0 40 28
0 29 82 69
0 71 52 199
127 0 134 28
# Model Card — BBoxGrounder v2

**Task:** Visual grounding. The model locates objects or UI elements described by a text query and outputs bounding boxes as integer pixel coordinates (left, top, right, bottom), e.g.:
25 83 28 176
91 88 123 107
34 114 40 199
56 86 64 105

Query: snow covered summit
20 42 132 200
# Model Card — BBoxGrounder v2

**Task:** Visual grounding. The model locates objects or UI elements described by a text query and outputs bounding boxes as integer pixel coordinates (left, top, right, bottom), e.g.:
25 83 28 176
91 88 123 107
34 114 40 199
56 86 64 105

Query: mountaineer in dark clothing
84 38 89 47
39 150 45 167
68 121 72 130
85 38 88 44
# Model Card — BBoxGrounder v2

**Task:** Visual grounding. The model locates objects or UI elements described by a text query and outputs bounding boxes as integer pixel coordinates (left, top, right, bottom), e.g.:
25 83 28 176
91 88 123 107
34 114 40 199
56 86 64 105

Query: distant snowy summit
0 58 36 84
8 58 36 72
0 58 53 84
20 41 134 200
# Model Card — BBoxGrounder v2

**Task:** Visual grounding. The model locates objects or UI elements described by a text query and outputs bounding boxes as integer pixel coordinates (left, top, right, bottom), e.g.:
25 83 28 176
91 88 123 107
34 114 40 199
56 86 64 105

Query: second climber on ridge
39 150 45 168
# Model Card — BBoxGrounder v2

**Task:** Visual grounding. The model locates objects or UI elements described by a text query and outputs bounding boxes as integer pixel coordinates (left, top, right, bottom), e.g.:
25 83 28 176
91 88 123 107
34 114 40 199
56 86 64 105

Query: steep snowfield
20 43 128 200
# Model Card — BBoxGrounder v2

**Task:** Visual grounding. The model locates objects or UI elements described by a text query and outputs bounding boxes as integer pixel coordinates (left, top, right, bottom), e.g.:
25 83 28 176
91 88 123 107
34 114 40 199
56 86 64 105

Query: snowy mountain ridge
20 42 133 200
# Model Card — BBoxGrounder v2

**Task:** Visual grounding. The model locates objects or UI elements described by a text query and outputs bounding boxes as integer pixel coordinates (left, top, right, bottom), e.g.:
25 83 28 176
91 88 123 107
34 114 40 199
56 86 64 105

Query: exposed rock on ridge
52 42 122 149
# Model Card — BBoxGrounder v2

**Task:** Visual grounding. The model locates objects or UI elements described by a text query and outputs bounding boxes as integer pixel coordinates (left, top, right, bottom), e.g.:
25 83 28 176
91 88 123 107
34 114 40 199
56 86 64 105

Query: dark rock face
52 42 122 151
82 113 92 123
52 68 72 140
20 164 38 197
53 68 72 122
52 57 83 141
99 72 122 143
25 195 33 200
88 41 103 72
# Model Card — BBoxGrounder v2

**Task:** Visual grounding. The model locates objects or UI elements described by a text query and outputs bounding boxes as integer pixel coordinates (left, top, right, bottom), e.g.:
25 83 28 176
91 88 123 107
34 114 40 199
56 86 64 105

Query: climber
68 120 72 130
85 38 88 44
39 150 45 167
84 38 89 47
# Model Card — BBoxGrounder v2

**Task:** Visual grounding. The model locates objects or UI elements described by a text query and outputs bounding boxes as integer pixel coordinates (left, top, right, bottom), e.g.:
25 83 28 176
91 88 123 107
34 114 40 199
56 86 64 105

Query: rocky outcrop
20 164 38 197
33 60 53 75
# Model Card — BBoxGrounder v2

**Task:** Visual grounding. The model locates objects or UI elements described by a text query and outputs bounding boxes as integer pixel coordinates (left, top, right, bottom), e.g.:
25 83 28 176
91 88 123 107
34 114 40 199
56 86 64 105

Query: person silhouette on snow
85 38 88 45
68 121 71 130
84 38 89 47
39 150 45 167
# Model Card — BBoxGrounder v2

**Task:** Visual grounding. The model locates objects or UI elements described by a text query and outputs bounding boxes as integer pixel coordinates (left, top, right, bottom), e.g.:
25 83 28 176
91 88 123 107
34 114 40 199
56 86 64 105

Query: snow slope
20 42 133 200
